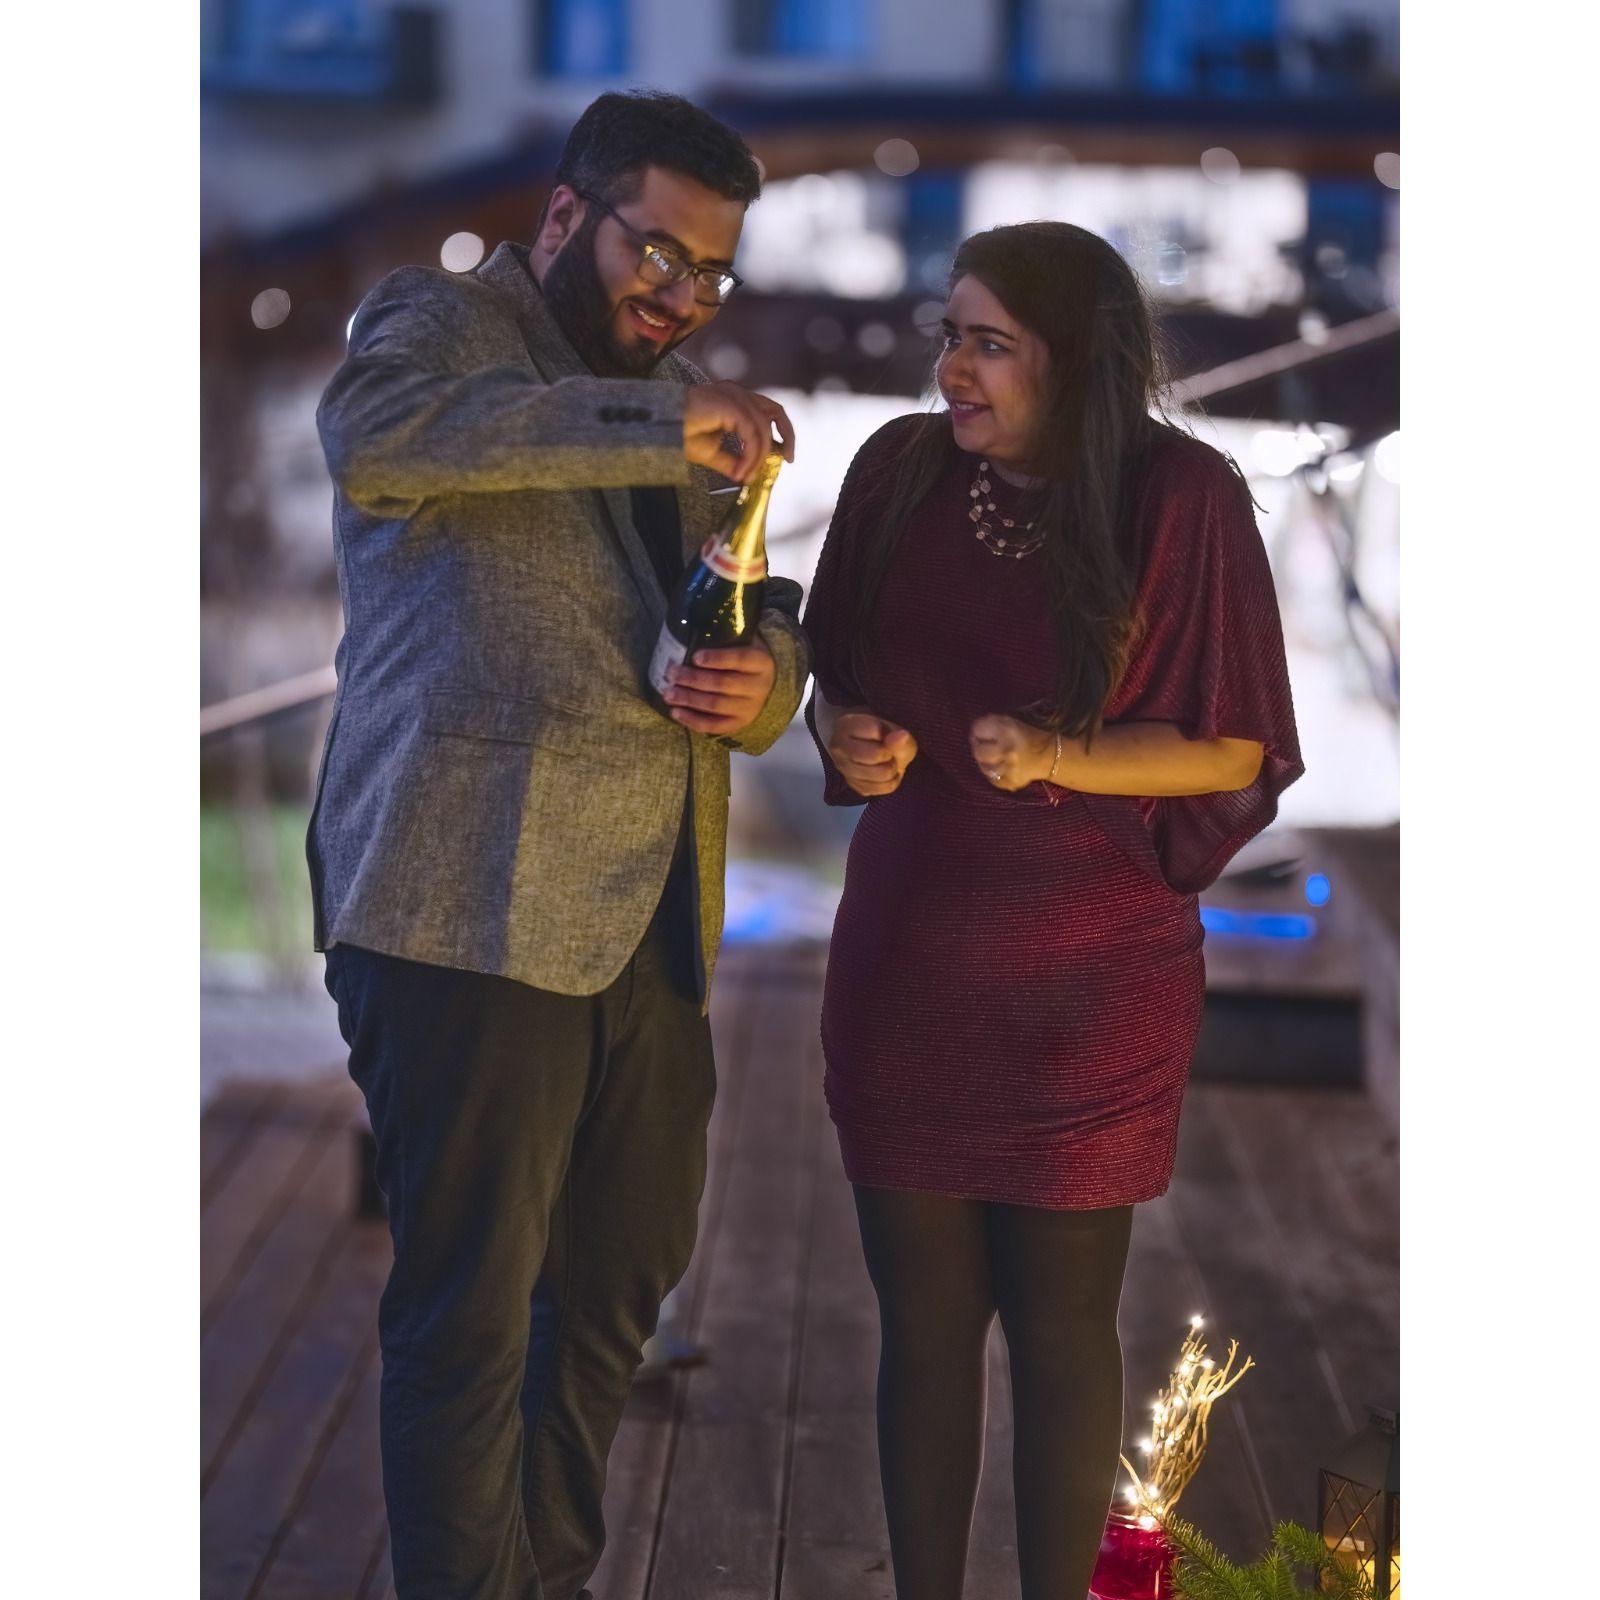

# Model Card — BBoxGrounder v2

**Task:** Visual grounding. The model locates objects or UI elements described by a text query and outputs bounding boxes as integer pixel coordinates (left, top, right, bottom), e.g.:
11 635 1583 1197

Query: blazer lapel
475 243 666 619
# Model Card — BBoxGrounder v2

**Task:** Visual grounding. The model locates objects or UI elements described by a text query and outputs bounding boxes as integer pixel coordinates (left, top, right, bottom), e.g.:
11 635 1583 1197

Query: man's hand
827 711 919 798
969 714 1056 792
662 639 778 737
683 382 796 484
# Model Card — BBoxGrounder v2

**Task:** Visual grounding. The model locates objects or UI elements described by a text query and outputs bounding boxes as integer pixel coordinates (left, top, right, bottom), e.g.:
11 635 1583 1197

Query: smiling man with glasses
311 90 808 1600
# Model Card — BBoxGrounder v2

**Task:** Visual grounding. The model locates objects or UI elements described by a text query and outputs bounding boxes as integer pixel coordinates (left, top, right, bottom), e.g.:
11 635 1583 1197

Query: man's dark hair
550 90 762 214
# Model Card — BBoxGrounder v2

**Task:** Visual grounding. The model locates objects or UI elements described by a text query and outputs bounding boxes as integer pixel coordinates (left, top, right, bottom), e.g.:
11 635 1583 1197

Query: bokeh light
1298 310 1331 345
804 315 846 353
1374 431 1401 485
1374 151 1400 189
440 232 485 273
818 232 905 298
706 343 750 381
874 138 920 178
1200 147 1241 185
855 321 897 359
1251 427 1324 477
1305 873 1333 907
250 288 292 330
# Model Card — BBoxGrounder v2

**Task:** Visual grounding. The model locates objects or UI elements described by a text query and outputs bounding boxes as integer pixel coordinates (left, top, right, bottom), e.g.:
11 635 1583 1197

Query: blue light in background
1305 873 1333 907
1200 907 1316 940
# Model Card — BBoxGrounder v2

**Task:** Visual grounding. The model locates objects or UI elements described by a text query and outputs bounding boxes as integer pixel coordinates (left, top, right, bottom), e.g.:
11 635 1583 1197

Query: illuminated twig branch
1118 1318 1255 1522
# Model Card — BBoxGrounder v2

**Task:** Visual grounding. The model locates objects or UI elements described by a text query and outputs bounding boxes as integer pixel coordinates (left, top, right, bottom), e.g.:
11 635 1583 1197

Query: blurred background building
200 0 1399 1106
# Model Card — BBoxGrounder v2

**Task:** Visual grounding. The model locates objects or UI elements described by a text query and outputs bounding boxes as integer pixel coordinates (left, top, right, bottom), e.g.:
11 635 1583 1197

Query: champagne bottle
649 451 781 699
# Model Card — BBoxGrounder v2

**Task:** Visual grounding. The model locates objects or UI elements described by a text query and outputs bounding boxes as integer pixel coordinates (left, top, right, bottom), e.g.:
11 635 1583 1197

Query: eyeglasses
577 190 743 306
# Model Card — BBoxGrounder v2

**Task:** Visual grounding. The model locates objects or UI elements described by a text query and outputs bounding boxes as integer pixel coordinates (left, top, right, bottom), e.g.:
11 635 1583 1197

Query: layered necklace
968 459 1045 559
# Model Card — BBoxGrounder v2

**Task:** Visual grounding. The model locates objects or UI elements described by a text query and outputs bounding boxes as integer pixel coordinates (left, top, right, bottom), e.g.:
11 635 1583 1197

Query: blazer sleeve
721 577 811 757
317 267 689 509
1080 442 1305 893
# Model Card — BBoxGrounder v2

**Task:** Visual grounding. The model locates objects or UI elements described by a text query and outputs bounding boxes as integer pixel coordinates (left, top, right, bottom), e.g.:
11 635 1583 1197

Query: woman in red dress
803 222 1303 1600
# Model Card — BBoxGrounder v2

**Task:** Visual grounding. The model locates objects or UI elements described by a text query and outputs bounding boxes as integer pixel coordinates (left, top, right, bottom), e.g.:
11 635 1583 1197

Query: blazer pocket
422 688 583 753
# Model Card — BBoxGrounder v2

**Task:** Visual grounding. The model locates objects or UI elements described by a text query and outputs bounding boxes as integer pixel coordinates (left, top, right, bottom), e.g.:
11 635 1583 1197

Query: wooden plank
647 965 822 1600
1161 1088 1355 1541
785 1124 887 1561
202 1123 353 1483
202 1083 358 1324
1205 1085 1398 1414
202 1082 287 1206
253 1335 386 1600
586 953 764 1600
785 988 1020 1600
357 1534 394 1600
1119 1185 1273 1563
1275 1087 1399 1267
966 1323 1021 1600
200 1221 391 1600
780 1539 896 1600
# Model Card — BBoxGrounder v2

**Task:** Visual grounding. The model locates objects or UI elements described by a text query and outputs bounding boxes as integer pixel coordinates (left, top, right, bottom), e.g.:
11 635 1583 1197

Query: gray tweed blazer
307 241 809 1005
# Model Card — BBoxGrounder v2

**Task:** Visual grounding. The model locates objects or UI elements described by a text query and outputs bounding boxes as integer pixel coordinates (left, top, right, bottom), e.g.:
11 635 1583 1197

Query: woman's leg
853 1185 997 1600
987 1203 1134 1600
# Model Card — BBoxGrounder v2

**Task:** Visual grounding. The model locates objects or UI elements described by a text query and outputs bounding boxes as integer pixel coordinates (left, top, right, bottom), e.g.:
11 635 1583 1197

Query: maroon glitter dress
803 417 1303 1209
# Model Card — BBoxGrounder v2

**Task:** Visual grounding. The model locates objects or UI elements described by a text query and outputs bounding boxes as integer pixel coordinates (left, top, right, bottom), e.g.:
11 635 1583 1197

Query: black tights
853 1187 1134 1600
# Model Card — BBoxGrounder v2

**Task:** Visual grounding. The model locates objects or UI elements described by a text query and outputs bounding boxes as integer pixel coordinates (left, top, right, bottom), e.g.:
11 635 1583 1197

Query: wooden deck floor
200 944 1398 1600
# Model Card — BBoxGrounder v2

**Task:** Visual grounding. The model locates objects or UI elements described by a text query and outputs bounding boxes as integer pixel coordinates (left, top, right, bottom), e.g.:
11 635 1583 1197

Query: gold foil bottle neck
723 452 781 570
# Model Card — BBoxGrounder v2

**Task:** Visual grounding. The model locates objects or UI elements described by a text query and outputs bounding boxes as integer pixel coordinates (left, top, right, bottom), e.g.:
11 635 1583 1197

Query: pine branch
1163 1515 1252 1600
1270 1521 1375 1599
1162 1517 1378 1600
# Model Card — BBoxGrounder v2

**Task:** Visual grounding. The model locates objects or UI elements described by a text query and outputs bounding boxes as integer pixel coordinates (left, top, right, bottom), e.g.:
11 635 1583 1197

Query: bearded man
309 90 807 1600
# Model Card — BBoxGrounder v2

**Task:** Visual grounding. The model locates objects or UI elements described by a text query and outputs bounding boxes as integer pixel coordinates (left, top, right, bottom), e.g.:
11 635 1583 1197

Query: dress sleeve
801 424 904 808
1079 442 1305 893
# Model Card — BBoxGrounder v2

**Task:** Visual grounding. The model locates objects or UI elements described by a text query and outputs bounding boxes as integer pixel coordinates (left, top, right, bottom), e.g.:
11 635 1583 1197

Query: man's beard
541 215 685 378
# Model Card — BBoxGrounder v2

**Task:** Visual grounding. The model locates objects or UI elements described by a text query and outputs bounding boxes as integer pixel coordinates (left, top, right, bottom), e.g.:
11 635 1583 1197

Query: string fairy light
1118 1322 1255 1520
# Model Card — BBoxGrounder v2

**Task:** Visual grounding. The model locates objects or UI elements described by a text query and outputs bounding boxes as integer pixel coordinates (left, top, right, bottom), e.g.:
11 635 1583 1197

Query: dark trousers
324 892 715 1600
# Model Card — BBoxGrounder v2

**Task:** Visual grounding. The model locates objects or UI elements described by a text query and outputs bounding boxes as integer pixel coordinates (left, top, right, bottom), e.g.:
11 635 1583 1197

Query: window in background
1006 0 1134 90
1137 0 1281 95
216 0 373 61
534 0 628 78
732 0 870 58
202 0 440 104
964 160 1307 316
735 172 908 298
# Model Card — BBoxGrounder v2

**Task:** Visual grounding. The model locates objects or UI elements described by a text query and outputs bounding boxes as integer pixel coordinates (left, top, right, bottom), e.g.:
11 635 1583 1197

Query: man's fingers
673 662 763 692
726 428 761 483
688 645 771 675
669 707 745 734
664 684 751 715
686 383 797 476
760 399 797 463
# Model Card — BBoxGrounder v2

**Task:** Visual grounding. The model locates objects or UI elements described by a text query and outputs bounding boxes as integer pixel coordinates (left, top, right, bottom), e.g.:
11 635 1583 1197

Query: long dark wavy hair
846 221 1180 741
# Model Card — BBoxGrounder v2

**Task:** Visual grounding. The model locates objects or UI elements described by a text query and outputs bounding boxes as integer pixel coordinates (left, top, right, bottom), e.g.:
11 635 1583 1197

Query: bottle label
649 622 689 696
700 536 767 584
